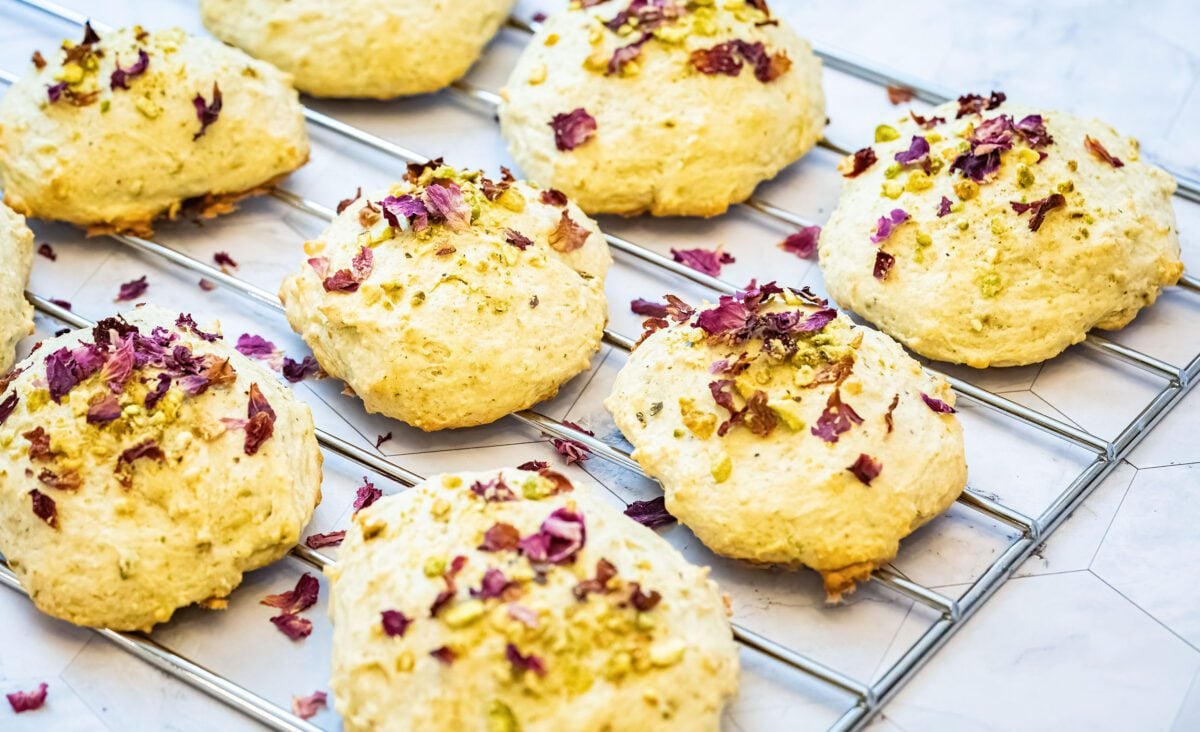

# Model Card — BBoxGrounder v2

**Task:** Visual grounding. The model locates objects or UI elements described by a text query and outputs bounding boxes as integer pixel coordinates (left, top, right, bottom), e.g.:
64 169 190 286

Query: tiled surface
0 1 1197 730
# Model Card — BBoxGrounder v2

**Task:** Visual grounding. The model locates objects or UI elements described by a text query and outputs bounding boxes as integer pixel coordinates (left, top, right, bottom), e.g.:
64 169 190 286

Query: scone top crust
0 24 309 235
498 0 825 217
0 306 322 631
279 163 612 431
199 0 516 98
0 203 35 373
328 467 738 732
604 285 967 598
819 93 1182 368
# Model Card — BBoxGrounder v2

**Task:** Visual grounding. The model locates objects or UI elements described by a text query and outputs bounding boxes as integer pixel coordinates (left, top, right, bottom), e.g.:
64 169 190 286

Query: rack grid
2 1 1198 730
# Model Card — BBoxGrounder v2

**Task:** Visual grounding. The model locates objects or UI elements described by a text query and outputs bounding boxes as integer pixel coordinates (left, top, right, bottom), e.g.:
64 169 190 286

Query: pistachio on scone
605 285 967 599
498 0 825 217
200 0 515 99
279 163 612 431
0 24 309 236
0 203 34 373
328 467 739 731
0 306 322 631
819 93 1182 367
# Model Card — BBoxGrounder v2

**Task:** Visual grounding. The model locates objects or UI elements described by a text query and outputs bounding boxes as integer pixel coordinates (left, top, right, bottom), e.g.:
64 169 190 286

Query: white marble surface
0 1 1197 730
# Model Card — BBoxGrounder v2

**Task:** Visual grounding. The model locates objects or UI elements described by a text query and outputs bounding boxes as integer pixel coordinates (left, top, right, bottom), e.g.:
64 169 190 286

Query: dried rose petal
86 394 122 425
6 682 48 713
518 507 585 565
115 276 149 302
380 609 412 637
517 460 548 471
894 136 930 166
353 477 382 514
505 229 534 250
38 468 81 491
1015 115 1053 148
110 48 149 90
1084 136 1124 168
305 531 346 549
780 226 821 259
379 195 429 231
843 147 878 178
847 454 883 485
937 196 953 217
46 81 67 103
549 108 597 151
423 183 472 231
23 427 51 461
471 568 515 600
539 189 568 207
811 389 864 443
887 85 914 104
236 334 279 360
506 643 548 676
282 355 319 383
671 247 734 277
885 393 900 434
192 82 222 140
261 573 319 614
29 489 58 528
0 392 17 426
118 439 165 467
573 558 618 600
548 211 590 253
955 91 1006 118
291 691 327 721
37 243 56 261
1010 193 1066 232
470 477 517 502
921 392 957 414
175 313 219 342
873 251 896 281
871 209 910 244
430 646 456 664
479 522 521 552
270 613 313 640
609 33 651 75
624 496 676 529
508 604 539 628
911 111 946 129
244 384 276 456
628 583 662 611
630 298 669 318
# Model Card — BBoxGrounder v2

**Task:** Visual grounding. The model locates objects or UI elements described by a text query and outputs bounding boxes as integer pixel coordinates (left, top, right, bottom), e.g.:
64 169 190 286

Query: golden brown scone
498 1 824 217
0 306 322 631
328 467 739 731
820 95 1182 367
605 286 967 599
200 0 515 98
0 25 309 236
0 202 34 373
279 163 611 431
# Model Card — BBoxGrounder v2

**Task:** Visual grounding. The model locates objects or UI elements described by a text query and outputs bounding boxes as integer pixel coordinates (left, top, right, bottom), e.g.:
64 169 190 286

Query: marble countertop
0 1 1197 731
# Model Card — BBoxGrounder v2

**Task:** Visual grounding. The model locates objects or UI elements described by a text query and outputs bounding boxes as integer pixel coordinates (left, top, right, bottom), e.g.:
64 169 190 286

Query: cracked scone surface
328 467 738 731
498 1 824 217
200 0 515 98
0 306 322 631
605 287 967 597
279 164 611 431
0 26 309 235
0 203 34 373
819 99 1182 368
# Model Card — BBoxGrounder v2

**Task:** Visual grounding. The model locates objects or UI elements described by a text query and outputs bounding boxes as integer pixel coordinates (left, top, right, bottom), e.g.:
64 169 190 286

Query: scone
605 285 967 599
328 467 739 731
819 95 1182 367
0 25 309 236
0 203 34 373
279 163 611 431
200 0 515 98
498 1 825 217
0 306 322 631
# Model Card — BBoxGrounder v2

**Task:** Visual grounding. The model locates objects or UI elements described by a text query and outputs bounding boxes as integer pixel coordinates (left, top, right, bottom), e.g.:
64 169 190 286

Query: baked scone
0 306 322 631
328 467 739 731
200 0 515 99
0 25 309 236
605 285 967 599
279 163 611 431
498 1 824 217
0 203 34 373
819 95 1183 367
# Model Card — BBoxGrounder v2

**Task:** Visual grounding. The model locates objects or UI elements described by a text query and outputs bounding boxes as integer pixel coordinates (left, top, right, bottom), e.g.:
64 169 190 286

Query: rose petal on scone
819 99 1183 367
0 26 309 235
327 468 739 731
0 203 34 373
0 306 323 631
605 286 968 598
200 0 515 99
498 2 825 217
278 164 611 431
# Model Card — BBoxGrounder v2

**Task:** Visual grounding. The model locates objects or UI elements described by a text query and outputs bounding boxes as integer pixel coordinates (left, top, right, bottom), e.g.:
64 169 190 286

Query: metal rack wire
2 1 1198 730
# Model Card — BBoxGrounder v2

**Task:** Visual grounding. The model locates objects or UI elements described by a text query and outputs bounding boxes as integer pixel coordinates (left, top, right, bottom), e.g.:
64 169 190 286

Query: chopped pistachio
423 556 446 578
768 398 806 431
915 231 933 247
875 124 900 143
905 171 934 192
679 397 716 439
710 453 732 483
487 701 519 732
954 179 979 200
1057 180 1075 194
883 163 903 180
134 96 161 119
978 272 1002 298
881 181 904 199
1016 166 1035 188
443 599 485 628
649 638 686 667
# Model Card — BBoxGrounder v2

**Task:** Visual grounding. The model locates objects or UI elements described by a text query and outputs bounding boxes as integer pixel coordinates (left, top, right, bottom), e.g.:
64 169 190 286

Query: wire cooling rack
1 1 1198 730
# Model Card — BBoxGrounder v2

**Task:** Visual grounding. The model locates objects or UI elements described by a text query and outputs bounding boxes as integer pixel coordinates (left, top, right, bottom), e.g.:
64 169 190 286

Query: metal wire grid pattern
0 1 1196 729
